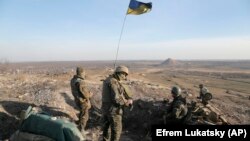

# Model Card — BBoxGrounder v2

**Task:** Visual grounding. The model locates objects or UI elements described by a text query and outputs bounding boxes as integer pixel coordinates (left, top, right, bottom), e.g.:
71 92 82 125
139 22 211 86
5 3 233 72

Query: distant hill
160 58 179 66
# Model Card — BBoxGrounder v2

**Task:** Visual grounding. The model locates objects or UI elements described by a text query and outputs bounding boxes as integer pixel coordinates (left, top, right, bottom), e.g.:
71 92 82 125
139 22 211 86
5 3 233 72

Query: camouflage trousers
102 114 122 141
76 101 90 131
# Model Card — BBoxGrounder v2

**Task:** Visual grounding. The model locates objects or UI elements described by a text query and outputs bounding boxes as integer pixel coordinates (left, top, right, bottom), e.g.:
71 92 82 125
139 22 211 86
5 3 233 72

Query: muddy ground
0 60 250 140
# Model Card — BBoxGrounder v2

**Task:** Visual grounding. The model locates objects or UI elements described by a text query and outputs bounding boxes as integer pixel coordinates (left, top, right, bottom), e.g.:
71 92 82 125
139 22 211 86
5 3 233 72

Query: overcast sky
0 0 250 62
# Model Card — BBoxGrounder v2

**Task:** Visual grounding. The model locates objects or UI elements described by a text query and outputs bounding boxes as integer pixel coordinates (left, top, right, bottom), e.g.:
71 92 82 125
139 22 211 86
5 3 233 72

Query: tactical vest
102 75 131 115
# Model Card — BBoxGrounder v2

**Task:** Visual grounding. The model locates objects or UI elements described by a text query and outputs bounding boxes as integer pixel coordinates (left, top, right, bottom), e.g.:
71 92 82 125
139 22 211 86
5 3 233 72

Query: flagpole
114 13 128 69
113 0 152 69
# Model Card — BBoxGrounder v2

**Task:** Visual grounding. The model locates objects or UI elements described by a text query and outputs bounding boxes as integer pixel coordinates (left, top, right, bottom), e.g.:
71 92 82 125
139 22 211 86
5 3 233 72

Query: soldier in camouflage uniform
101 66 133 141
164 86 188 124
197 84 213 106
70 67 92 132
197 84 209 100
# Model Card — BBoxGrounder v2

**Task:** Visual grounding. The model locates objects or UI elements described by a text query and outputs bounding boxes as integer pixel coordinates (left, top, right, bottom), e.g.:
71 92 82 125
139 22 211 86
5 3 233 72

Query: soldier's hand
127 99 133 105
125 99 133 107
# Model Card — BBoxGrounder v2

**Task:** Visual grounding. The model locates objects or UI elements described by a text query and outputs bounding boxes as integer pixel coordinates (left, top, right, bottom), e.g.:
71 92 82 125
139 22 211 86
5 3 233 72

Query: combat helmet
171 86 182 97
76 67 85 78
199 84 204 88
115 66 129 75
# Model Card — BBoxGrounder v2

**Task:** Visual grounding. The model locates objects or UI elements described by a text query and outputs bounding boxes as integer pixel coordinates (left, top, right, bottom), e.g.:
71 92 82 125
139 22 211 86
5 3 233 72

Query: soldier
163 86 188 124
70 67 92 132
197 84 209 99
101 65 133 141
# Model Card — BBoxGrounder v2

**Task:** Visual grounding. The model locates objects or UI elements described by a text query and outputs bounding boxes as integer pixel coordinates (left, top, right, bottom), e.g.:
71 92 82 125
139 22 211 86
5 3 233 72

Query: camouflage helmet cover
115 65 129 75
171 86 182 96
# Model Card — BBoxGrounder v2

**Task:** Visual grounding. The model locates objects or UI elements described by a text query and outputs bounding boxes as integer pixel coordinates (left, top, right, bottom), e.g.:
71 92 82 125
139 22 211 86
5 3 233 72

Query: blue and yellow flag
127 0 152 15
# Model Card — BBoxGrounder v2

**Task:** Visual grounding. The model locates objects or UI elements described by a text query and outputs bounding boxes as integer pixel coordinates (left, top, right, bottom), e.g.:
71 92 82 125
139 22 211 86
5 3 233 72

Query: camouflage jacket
70 75 92 108
167 96 188 120
101 74 132 115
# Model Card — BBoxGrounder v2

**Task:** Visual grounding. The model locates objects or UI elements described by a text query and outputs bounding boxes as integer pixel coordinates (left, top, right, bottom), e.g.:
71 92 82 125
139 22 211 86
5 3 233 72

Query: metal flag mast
114 13 128 69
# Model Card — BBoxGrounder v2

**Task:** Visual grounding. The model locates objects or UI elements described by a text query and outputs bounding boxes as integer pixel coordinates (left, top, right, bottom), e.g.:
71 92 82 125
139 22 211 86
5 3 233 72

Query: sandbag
10 130 55 141
19 113 84 141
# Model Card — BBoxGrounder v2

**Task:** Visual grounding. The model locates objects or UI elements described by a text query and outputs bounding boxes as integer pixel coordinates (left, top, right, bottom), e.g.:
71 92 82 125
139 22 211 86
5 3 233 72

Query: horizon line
2 59 250 64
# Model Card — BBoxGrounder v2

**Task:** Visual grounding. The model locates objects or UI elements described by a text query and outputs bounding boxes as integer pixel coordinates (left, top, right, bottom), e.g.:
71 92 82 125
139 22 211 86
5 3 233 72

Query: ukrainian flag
127 0 152 15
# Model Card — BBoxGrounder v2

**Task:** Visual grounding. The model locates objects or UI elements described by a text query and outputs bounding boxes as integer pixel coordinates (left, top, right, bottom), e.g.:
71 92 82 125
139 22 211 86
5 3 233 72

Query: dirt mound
160 58 179 66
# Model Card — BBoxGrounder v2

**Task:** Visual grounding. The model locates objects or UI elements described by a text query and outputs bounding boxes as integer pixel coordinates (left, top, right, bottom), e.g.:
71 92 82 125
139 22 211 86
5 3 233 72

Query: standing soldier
101 65 133 141
70 67 92 132
163 86 188 124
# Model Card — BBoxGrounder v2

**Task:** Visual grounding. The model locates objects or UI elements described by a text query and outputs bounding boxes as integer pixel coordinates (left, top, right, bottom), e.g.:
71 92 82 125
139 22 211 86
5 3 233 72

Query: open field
0 59 250 140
